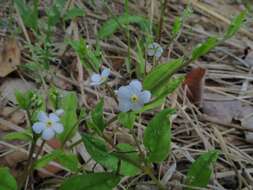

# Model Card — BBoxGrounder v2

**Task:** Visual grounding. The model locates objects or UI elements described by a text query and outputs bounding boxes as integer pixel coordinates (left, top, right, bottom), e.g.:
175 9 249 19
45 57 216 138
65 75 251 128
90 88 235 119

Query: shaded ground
0 0 253 189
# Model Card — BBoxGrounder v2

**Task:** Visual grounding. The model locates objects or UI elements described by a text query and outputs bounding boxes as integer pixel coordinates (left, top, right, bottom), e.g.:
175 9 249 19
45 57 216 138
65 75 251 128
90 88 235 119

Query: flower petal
131 102 144 111
53 123 64 134
139 90 151 103
117 86 132 100
38 112 48 122
101 68 110 77
42 128 55 140
90 74 101 82
49 113 60 122
154 47 163 58
129 80 142 93
147 42 163 58
118 101 132 112
55 109 64 116
32 122 46 134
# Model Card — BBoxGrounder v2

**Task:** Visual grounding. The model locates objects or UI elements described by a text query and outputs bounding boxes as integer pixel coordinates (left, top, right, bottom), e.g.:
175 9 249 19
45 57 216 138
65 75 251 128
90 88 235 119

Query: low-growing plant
0 1 248 190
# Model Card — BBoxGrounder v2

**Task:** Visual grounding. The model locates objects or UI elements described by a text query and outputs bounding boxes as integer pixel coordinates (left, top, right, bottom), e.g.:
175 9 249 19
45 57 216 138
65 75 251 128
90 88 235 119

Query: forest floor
1 0 253 189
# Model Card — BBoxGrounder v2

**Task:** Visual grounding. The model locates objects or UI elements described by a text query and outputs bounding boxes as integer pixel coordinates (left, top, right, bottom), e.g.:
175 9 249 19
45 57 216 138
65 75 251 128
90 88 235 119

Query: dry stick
72 20 89 108
15 7 31 44
185 0 253 41
214 128 245 189
200 114 253 133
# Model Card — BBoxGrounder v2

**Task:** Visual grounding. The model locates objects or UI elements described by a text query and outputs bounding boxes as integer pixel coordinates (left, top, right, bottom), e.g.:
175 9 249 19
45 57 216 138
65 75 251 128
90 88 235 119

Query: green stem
100 133 166 190
157 0 168 42
21 111 37 189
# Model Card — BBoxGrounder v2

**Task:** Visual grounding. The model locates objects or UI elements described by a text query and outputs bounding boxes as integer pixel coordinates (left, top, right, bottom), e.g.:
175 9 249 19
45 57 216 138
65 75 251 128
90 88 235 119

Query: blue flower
90 68 110 86
147 42 163 58
117 80 151 112
32 111 64 140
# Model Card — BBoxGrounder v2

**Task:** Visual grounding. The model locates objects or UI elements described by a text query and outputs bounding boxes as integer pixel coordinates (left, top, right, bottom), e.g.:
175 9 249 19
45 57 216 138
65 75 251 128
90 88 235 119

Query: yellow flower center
101 76 107 82
131 95 139 103
46 120 53 127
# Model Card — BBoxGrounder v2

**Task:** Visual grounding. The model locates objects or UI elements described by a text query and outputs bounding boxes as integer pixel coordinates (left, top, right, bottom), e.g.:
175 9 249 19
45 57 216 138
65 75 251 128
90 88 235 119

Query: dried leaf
203 93 242 124
0 38 21 77
0 78 36 104
183 67 206 106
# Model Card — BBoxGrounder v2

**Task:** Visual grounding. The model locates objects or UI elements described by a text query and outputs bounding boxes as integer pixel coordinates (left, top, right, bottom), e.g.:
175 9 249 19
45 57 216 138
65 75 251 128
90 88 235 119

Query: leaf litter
1 0 253 189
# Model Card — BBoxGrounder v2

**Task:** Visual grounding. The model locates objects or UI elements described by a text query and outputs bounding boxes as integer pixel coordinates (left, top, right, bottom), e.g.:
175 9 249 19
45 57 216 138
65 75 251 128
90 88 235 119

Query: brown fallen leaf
0 107 25 131
202 93 243 124
183 67 206 106
0 38 21 77
0 78 36 104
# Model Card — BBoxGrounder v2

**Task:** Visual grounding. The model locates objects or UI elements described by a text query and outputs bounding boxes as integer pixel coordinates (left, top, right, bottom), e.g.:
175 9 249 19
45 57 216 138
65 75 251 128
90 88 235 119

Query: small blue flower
90 68 110 86
147 42 163 58
32 111 64 140
117 80 151 112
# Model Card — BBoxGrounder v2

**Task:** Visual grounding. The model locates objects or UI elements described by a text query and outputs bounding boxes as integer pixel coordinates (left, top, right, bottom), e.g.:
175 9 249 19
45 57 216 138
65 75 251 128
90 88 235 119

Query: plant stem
23 136 37 190
100 133 166 190
34 140 46 161
105 83 118 104
157 0 168 42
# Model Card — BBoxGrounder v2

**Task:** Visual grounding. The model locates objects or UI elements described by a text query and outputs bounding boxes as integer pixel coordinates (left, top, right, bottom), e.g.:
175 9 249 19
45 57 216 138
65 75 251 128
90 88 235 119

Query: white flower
147 42 163 58
32 111 64 140
117 80 151 112
90 68 110 86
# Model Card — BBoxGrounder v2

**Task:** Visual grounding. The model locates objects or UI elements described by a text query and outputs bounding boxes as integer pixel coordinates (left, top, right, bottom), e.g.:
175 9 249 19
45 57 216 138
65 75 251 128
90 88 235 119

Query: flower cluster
88 68 151 112
32 109 64 140
147 42 163 58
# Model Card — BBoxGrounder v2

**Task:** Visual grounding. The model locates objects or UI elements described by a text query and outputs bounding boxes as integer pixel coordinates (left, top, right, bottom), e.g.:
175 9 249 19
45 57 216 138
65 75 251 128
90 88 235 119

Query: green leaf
143 59 184 95
224 11 247 39
82 134 140 176
144 109 174 163
47 0 66 28
135 40 145 78
118 112 136 129
191 37 218 61
0 167 17 190
4 131 32 141
82 134 118 170
34 150 79 172
141 76 184 112
172 17 182 38
59 92 78 143
185 150 219 190
98 14 150 39
48 86 59 110
60 172 121 190
14 0 39 30
68 39 101 72
15 90 33 109
115 144 140 176
64 7 85 21
34 153 56 169
141 97 166 112
91 99 106 132
155 75 185 98
54 150 79 172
